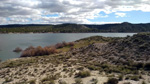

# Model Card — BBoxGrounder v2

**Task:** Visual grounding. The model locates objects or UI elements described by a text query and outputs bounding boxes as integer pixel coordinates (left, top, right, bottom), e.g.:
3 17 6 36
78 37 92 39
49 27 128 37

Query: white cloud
0 0 150 24
115 13 126 18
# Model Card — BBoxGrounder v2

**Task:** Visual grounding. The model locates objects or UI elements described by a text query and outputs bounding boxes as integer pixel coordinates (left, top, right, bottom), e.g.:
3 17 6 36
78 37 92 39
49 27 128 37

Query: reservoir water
0 33 136 61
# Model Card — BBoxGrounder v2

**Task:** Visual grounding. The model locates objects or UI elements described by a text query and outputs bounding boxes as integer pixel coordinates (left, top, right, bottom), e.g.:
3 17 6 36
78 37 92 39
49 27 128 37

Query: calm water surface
0 33 136 61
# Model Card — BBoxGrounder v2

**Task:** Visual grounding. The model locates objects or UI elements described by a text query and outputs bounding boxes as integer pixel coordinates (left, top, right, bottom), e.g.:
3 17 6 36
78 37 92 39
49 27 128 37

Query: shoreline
0 32 138 34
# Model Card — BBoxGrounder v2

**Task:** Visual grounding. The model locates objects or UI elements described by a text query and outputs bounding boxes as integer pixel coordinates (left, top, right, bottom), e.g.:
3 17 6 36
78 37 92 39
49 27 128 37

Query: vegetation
142 81 146 84
1 33 150 83
58 80 67 84
125 75 141 81
91 78 98 84
104 78 118 84
21 41 74 57
28 79 36 84
0 24 91 33
123 82 131 84
41 74 60 84
75 78 83 84
1 22 150 33
75 71 91 78
4 77 13 83
21 46 58 57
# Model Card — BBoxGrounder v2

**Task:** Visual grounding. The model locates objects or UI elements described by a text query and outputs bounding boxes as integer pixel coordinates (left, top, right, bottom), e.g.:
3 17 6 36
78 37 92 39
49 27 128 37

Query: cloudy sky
0 0 150 25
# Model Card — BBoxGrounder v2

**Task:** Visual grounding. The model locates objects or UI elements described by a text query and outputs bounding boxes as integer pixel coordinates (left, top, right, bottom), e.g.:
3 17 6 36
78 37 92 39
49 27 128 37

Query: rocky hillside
1 33 150 84
66 33 150 68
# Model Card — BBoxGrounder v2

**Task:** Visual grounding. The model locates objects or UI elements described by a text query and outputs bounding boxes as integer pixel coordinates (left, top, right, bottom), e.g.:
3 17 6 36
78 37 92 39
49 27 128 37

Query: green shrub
75 71 91 78
123 82 131 84
91 78 98 84
104 78 118 84
28 79 36 84
125 75 140 81
142 81 146 84
118 74 123 81
130 75 140 81
75 78 83 84
41 75 59 83
87 65 99 70
4 77 12 83
144 62 150 70
77 67 84 70
63 68 68 71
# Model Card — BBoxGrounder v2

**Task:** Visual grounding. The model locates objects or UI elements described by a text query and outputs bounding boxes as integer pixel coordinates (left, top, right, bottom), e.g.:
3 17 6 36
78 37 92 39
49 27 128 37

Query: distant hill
0 22 150 33
84 22 150 32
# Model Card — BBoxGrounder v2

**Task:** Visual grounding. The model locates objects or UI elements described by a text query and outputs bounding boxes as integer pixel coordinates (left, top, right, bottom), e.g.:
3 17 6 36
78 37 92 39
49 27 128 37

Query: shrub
104 78 118 84
75 71 90 78
76 67 84 70
58 80 67 84
55 42 74 49
13 47 22 52
28 79 36 84
144 62 150 70
130 75 140 81
123 82 131 84
118 74 123 81
75 78 83 84
133 62 144 69
142 81 146 84
4 77 12 83
91 78 98 84
20 41 74 57
87 65 99 70
41 75 57 84
21 46 58 57
62 41 68 46
68 42 74 46
25 46 35 50
125 75 140 81
55 43 64 49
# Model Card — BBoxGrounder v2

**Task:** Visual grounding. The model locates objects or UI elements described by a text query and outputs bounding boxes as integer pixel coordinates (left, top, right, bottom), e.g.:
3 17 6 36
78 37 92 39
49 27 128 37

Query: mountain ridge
0 22 150 33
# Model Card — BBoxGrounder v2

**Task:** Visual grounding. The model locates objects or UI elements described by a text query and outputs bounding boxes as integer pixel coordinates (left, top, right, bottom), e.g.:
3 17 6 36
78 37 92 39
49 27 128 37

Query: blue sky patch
41 14 59 17
88 10 150 23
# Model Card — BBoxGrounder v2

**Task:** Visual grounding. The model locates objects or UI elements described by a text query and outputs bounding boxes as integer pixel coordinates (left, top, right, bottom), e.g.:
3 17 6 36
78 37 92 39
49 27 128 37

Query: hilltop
0 33 150 84
0 22 150 33
68 33 150 66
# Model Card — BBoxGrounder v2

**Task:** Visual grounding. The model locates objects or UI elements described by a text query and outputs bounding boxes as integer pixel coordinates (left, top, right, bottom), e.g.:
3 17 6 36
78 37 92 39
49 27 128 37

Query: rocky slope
67 33 150 64
0 33 150 84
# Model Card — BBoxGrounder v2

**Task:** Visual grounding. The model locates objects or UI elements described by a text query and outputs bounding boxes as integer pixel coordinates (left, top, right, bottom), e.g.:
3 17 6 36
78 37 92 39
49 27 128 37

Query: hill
68 33 150 65
0 22 150 33
84 22 150 32
1 33 150 84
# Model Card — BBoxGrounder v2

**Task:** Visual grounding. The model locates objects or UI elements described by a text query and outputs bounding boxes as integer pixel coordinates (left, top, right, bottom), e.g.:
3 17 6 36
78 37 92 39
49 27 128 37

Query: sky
0 0 150 25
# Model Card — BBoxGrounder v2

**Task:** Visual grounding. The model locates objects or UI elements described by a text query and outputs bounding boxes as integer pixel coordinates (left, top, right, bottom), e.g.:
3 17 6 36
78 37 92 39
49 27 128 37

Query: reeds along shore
21 41 74 57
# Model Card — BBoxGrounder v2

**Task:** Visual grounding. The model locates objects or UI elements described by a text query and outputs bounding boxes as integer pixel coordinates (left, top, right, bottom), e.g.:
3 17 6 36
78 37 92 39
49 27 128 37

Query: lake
0 33 136 61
